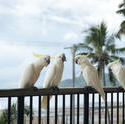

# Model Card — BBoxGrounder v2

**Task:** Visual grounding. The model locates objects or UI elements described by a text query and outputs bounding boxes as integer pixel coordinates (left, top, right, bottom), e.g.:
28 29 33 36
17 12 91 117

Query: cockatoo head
33 53 50 67
75 53 90 65
40 55 51 66
56 53 66 62
108 58 120 69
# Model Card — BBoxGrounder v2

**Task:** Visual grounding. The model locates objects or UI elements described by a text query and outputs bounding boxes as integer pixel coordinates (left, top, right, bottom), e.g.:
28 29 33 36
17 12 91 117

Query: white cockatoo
108 58 125 89
41 53 66 109
19 53 51 88
75 54 105 100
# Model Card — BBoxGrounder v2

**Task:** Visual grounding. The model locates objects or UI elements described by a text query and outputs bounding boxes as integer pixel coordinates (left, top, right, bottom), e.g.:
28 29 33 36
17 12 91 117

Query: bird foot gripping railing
0 87 125 124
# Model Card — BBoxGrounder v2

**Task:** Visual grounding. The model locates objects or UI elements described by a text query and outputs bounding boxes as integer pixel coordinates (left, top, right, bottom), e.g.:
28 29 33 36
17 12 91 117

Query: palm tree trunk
102 63 106 86
98 60 102 80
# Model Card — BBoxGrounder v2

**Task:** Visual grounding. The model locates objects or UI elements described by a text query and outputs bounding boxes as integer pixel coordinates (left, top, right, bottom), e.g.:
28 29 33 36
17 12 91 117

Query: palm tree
77 22 125 86
0 104 16 124
116 1 125 38
0 103 32 124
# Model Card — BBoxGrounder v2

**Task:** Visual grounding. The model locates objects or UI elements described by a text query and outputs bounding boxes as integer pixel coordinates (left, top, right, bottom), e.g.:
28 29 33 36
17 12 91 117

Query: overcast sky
0 0 124 89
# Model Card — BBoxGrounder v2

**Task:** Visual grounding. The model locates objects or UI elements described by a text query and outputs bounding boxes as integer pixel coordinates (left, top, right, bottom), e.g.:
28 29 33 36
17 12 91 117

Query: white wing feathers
43 64 57 88
83 66 105 100
19 64 34 88
42 62 64 109
114 64 125 89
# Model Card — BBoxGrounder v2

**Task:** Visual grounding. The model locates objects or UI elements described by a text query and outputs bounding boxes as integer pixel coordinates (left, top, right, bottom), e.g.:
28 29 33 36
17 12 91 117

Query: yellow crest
33 52 43 58
84 53 90 58
50 57 56 59
113 58 120 64
33 52 55 59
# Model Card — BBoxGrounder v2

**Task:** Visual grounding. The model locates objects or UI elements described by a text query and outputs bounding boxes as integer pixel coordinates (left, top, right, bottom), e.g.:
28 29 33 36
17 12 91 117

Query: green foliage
77 22 125 86
24 106 30 117
0 109 8 124
0 104 16 124
116 1 125 16
116 1 125 38
0 103 32 124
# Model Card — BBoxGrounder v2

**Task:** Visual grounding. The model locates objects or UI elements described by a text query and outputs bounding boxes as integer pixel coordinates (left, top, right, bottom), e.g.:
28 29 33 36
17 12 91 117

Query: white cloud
0 0 123 44
0 0 124 89
64 32 79 41
0 41 73 89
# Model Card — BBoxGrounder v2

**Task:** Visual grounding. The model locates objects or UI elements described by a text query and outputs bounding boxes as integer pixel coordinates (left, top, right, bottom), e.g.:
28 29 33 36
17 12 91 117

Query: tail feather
96 87 105 101
41 96 47 109
97 87 111 124
41 96 52 109
100 89 105 101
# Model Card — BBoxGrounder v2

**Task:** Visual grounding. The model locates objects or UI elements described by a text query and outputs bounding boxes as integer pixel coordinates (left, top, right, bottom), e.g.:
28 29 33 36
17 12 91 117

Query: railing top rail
0 87 124 97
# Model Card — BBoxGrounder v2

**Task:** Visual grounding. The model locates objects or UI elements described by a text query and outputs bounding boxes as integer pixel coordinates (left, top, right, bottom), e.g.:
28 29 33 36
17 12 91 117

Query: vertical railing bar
99 94 101 124
92 93 94 124
38 96 41 124
105 92 107 124
30 96 33 124
47 95 50 124
83 94 84 123
17 96 24 124
55 95 58 124
117 92 119 124
84 92 89 124
62 95 65 124
111 93 113 124
77 94 79 124
70 94 73 124
123 92 124 124
8 96 11 124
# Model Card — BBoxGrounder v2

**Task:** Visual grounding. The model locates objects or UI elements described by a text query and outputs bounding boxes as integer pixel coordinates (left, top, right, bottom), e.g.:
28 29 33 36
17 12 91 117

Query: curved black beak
75 58 78 64
47 59 50 64
62 55 66 62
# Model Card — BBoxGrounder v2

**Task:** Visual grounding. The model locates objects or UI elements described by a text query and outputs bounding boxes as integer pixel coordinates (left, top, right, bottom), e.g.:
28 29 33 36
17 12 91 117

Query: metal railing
0 87 125 124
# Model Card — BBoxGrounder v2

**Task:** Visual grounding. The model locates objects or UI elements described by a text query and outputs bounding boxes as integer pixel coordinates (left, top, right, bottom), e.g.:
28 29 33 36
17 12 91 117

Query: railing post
84 92 89 124
17 96 24 124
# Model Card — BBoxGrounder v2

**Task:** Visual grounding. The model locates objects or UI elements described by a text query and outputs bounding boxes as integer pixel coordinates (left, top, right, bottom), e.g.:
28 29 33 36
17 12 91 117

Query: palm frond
105 34 115 46
116 28 125 39
115 47 125 54
79 21 125 86
84 22 108 52
76 43 93 52
116 9 125 16
110 55 119 60
85 27 99 45
118 2 125 8
105 44 115 53
121 20 125 26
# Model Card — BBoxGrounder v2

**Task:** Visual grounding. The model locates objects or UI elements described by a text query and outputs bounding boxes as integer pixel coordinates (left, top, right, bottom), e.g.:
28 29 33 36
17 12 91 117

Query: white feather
42 53 65 109
109 63 125 89
19 55 50 88
75 55 105 100
43 61 64 88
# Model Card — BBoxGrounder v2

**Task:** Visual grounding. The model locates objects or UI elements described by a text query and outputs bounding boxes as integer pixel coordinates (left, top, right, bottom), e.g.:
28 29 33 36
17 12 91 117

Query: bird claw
85 86 92 90
118 86 123 90
31 86 38 91
50 86 59 91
